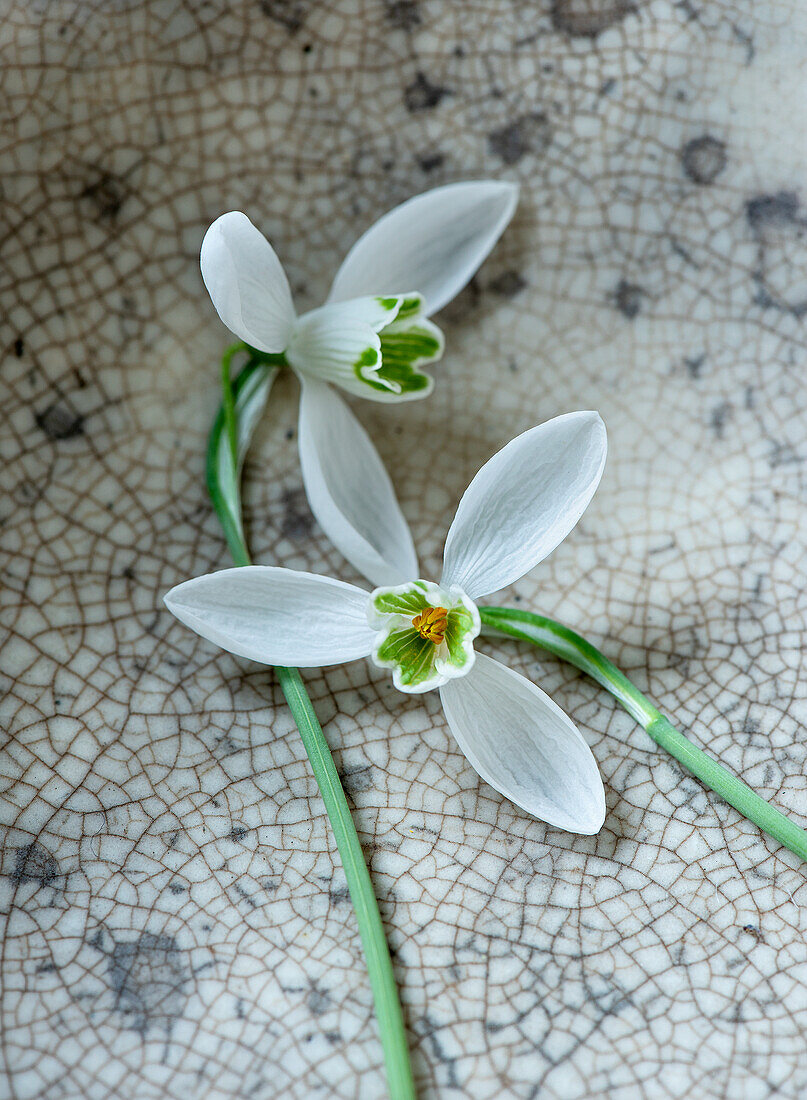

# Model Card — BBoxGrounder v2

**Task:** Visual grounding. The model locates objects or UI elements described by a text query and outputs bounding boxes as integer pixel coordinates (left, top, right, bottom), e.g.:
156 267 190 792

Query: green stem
207 356 416 1098
220 344 240 473
205 344 251 567
480 606 807 863
276 666 416 1098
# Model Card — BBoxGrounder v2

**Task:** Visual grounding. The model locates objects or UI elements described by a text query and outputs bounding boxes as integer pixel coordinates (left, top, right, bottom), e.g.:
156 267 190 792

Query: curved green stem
207 351 416 1099
480 606 807 863
220 344 240 473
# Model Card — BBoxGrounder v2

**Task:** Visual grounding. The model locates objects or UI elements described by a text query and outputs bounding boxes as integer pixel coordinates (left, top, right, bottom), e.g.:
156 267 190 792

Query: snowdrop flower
200 181 518 585
165 412 608 834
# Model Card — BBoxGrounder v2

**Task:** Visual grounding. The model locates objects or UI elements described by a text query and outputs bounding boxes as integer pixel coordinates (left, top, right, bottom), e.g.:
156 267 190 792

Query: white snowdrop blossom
165 412 609 834
200 181 518 586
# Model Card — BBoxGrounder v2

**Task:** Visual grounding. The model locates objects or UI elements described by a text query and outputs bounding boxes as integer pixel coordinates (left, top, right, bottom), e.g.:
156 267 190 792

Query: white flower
200 181 518 586
165 412 609 834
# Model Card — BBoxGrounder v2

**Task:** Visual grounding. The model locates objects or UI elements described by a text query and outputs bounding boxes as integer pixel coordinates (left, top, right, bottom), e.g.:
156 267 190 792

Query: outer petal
327 181 519 315
298 377 419 587
200 211 296 353
441 412 607 600
164 567 374 667
439 654 605 833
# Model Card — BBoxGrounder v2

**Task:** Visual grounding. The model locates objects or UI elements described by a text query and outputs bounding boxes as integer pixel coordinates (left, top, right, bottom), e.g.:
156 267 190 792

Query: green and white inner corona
369 580 481 693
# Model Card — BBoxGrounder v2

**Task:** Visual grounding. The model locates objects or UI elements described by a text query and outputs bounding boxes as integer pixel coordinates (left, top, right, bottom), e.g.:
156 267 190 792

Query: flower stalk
479 606 807 863
206 356 416 1100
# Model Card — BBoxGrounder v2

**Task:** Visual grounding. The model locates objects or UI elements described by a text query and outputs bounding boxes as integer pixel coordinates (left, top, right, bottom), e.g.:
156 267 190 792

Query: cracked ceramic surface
2 2 807 1098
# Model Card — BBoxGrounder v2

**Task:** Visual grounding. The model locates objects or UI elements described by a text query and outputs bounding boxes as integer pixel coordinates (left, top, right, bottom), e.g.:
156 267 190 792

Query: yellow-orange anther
412 606 448 644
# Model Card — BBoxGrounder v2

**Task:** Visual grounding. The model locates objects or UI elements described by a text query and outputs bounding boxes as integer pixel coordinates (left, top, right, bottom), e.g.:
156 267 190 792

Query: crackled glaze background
2 2 807 1098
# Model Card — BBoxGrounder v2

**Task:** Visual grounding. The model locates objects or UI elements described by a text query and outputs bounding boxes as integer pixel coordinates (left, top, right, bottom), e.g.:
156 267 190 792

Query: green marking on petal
393 295 425 323
444 606 475 669
359 367 431 396
376 296 400 312
373 585 430 617
376 627 436 688
356 345 379 368
385 316 442 357
351 318 442 397
381 324 439 359
381 327 442 363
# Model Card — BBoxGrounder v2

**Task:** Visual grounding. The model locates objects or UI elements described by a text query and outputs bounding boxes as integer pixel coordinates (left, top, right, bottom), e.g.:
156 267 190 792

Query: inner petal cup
368 579 481 694
288 294 442 403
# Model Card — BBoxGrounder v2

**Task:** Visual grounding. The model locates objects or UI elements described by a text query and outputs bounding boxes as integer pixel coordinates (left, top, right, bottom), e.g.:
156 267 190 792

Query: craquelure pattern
2 2 807 1097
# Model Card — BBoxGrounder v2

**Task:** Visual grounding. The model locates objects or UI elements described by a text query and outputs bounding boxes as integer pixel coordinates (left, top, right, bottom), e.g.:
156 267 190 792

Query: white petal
441 412 607 600
200 212 296 353
300 295 405 333
298 378 419 587
164 567 374 667
439 654 605 833
328 181 519 315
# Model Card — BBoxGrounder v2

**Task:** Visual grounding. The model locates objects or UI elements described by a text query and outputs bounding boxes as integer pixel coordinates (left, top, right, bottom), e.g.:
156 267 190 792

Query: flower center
412 606 448 644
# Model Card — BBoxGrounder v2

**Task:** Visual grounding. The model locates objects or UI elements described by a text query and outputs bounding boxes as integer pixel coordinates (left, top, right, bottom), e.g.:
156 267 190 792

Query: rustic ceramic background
2 2 806 1098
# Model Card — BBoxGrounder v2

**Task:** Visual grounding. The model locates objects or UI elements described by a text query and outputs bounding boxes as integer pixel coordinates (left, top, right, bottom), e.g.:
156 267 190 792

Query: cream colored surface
2 3 806 1098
